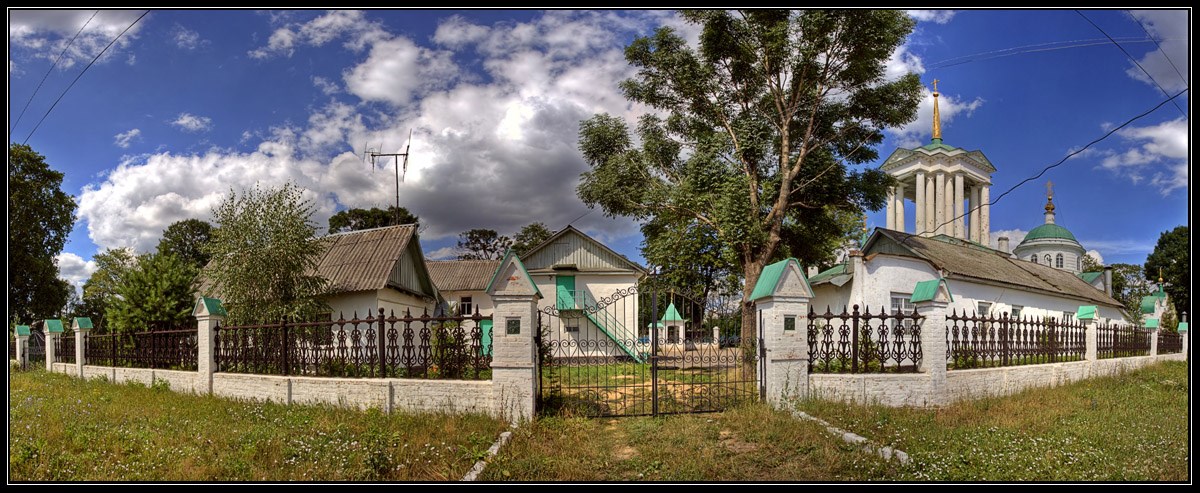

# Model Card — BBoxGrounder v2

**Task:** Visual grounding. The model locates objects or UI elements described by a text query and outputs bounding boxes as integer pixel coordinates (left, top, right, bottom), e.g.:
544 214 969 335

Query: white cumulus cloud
889 88 984 148
113 128 141 148
907 10 956 24
1125 10 1189 92
8 10 146 70
1096 117 1187 195
56 252 98 289
172 112 213 132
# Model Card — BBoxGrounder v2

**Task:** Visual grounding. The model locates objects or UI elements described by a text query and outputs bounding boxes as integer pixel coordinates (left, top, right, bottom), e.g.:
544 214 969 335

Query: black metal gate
24 329 46 369
537 283 758 417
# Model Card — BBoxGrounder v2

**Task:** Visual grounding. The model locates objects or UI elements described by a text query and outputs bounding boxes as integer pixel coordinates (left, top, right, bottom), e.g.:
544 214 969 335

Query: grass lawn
8 368 507 481
796 360 1189 481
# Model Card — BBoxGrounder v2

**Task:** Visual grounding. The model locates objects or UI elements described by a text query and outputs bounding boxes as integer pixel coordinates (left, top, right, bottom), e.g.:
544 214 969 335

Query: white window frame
977 301 993 316
1010 305 1023 320
460 296 473 316
890 292 914 329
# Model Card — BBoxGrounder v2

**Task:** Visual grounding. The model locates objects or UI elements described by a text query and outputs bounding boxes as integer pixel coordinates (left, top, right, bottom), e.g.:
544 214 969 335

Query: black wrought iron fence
807 304 923 374
84 329 198 370
55 333 76 363
1096 321 1151 359
1157 330 1182 354
946 312 1085 369
214 308 492 380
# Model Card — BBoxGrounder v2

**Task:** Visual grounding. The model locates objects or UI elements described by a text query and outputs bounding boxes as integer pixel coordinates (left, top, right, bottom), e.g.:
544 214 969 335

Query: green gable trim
1176 322 1188 333
199 297 228 317
44 319 65 333
1144 318 1159 328
661 302 685 322
911 278 953 303
1075 305 1098 320
486 249 543 299
73 317 93 329
749 258 812 301
15 325 31 336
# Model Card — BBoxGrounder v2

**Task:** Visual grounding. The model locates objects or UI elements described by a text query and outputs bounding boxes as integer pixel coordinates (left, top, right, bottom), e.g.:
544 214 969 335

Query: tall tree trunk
740 258 765 376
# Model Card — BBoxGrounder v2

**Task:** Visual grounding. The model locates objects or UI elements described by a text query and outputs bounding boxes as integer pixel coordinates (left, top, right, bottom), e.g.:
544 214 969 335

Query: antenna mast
366 129 413 225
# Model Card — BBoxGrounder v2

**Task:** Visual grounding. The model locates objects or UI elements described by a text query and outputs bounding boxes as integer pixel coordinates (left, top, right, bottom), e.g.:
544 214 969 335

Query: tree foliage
457 229 512 260
9 143 77 323
108 253 198 333
158 219 213 270
511 222 555 256
327 206 419 234
1109 263 1151 326
78 248 138 333
202 183 330 325
1081 252 1103 273
1143 226 1187 316
576 10 921 343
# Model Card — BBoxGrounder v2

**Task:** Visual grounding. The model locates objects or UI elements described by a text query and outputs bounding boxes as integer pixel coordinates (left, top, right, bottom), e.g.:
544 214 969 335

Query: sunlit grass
8 368 506 481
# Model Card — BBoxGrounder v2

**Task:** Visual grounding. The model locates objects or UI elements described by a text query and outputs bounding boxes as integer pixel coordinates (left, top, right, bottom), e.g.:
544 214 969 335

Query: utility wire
22 10 149 145
9 10 99 141
1128 11 1188 90
911 88 1188 246
1076 10 1187 119
926 36 1156 70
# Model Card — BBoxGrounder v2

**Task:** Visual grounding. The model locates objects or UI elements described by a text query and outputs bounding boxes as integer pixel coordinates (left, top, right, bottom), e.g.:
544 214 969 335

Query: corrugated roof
869 229 1124 309
314 225 415 293
426 260 501 292
1079 272 1103 284
807 263 848 285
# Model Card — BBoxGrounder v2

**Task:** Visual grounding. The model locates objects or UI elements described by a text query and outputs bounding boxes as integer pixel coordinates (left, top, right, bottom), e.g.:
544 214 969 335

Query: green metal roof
1177 322 1188 333
1078 272 1102 284
660 302 685 322
73 317 93 329
749 258 812 301
807 263 847 285
921 138 959 152
197 297 228 317
1145 318 1159 328
1140 295 1159 314
1021 223 1078 243
44 319 65 333
911 278 953 303
15 325 30 336
1075 305 1097 320
486 249 543 299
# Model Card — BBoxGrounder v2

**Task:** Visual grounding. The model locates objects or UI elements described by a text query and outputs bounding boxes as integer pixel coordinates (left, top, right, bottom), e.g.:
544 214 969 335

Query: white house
305 224 440 320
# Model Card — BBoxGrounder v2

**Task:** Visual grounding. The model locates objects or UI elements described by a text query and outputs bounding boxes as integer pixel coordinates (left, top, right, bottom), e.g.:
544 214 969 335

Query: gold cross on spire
1046 180 1054 199
932 78 939 94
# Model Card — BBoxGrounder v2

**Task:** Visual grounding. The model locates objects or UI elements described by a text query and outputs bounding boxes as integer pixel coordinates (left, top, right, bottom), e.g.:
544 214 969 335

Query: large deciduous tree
9 144 78 324
202 183 330 324
457 229 512 260
108 252 198 333
158 219 214 270
576 10 921 347
327 206 419 234
78 248 138 333
511 222 555 256
1143 226 1187 316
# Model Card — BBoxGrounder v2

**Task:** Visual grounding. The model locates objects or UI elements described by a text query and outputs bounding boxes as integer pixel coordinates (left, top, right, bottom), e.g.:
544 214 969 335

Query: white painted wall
440 289 494 317
1013 240 1085 273
531 272 640 358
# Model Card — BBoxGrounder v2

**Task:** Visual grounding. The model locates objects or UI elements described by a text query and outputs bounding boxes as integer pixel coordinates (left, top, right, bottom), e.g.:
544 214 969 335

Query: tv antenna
365 129 413 225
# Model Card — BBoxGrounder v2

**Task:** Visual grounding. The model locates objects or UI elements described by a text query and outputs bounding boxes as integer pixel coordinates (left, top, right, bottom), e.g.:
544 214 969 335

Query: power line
912 88 1188 245
926 36 1156 70
22 10 150 145
1127 11 1188 91
9 10 99 141
1075 10 1187 119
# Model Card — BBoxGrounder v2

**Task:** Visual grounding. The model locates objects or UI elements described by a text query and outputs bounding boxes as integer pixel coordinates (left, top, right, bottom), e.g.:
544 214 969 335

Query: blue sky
7 9 1190 293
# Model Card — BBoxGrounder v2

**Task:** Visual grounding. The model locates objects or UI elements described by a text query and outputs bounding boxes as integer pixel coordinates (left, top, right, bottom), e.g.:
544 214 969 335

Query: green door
480 320 493 357
556 275 576 310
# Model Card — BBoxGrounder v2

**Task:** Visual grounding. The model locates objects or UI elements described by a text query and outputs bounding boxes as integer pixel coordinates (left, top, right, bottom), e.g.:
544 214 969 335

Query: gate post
486 250 543 423
749 259 814 408
15 325 30 369
45 320 64 371
73 318 92 377
1076 306 1098 363
912 278 952 406
194 297 227 395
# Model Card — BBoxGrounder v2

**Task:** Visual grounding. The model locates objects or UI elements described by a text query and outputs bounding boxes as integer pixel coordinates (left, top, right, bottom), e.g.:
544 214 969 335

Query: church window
1044 254 1052 265
1056 254 1064 268
1030 255 1037 264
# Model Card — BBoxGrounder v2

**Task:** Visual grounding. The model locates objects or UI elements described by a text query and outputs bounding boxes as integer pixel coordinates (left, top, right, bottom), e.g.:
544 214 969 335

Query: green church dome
1021 223 1078 243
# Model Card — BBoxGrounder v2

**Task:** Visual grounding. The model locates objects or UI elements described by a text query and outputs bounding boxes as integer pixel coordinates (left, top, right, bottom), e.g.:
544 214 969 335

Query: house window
1010 305 1023 320
460 296 473 316
890 293 914 315
565 323 579 333
1056 254 1064 268
1061 311 1074 323
977 301 992 316
1030 255 1038 264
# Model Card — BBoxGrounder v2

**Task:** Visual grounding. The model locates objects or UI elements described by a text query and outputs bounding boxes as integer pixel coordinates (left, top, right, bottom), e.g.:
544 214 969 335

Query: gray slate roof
315 224 416 293
868 228 1123 309
426 260 501 292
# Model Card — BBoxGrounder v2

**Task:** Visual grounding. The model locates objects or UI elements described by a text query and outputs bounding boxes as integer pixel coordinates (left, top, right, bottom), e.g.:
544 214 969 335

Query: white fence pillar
1077 306 1098 362
913 278 952 406
72 318 92 377
15 325 30 369
486 251 542 423
45 327 58 372
749 259 814 408
193 297 227 395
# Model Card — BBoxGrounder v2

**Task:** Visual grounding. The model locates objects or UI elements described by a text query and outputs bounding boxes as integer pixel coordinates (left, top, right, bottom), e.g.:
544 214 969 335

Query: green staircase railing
556 286 643 363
